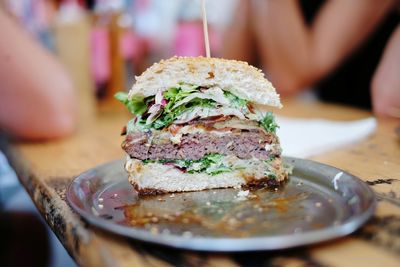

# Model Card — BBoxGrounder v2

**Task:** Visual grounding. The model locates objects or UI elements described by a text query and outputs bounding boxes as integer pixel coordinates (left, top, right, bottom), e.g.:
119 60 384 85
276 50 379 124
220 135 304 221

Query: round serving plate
67 157 375 251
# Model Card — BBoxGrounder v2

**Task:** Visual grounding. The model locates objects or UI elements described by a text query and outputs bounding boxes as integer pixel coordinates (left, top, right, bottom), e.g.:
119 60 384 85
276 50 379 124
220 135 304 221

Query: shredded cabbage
174 107 246 124
115 84 279 133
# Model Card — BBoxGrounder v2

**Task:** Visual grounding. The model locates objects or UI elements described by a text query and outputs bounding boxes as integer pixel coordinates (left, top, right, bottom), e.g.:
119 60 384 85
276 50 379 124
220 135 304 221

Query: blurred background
0 1 398 266
1 0 236 102
1 0 398 115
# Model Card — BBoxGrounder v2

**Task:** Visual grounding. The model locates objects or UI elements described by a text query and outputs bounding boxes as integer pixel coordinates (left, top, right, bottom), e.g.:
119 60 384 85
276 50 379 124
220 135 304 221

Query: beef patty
123 129 280 161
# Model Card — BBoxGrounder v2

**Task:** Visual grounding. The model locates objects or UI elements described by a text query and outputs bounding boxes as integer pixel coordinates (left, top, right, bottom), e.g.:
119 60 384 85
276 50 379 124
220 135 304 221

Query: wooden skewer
201 0 211 58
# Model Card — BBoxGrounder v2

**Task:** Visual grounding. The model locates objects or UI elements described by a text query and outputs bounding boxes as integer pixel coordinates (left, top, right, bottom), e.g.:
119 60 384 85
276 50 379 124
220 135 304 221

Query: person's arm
228 0 394 95
221 0 256 63
371 25 400 118
0 8 76 140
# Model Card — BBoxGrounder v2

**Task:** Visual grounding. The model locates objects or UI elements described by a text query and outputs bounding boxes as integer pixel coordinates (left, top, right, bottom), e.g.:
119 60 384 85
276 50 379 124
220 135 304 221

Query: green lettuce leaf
126 116 150 132
151 86 216 129
143 153 232 176
114 92 147 115
116 85 279 134
259 112 279 133
142 154 284 177
223 91 247 108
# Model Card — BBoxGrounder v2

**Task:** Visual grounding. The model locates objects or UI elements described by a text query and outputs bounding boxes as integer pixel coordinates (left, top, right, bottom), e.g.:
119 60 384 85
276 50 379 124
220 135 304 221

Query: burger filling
116 83 287 182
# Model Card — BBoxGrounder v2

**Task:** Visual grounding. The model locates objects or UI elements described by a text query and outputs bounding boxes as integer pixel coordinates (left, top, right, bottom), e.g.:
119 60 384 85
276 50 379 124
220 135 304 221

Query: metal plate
67 157 376 251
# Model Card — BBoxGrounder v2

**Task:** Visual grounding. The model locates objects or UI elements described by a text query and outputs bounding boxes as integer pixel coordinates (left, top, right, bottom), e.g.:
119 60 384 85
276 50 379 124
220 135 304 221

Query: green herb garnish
143 153 232 176
114 92 147 116
259 112 279 133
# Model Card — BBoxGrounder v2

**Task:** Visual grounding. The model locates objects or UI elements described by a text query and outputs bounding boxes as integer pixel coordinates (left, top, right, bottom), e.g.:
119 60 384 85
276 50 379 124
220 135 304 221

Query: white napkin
276 116 377 158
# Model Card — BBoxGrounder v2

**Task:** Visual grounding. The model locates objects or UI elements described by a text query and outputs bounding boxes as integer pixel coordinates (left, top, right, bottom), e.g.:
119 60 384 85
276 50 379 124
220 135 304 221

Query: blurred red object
173 21 205 57
173 20 220 57
91 26 110 89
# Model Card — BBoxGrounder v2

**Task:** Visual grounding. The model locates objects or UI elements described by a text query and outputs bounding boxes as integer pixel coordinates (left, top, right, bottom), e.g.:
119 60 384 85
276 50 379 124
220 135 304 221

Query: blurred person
0 6 76 139
223 0 400 117
0 6 76 267
372 24 400 117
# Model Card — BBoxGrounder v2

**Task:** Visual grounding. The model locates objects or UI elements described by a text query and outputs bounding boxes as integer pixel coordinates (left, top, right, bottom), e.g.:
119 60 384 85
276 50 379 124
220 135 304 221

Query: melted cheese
170 125 228 144
213 118 260 130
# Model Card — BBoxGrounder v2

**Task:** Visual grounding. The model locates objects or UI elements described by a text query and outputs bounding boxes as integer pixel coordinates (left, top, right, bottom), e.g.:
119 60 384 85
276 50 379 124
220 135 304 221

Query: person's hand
372 25 400 118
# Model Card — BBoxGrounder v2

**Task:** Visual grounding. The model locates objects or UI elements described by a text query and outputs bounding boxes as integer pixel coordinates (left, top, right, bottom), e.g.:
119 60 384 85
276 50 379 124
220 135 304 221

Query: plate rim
67 157 376 252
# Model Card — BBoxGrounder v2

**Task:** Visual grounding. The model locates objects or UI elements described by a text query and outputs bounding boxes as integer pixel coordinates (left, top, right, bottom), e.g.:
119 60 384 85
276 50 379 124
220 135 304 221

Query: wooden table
3 99 400 267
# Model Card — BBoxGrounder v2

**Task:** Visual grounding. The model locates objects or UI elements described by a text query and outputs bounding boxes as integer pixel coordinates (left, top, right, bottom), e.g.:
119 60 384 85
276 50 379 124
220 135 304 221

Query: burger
115 57 289 195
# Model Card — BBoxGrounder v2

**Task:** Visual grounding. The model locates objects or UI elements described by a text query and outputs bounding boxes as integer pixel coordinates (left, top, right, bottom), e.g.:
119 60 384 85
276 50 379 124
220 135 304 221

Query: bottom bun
125 158 288 195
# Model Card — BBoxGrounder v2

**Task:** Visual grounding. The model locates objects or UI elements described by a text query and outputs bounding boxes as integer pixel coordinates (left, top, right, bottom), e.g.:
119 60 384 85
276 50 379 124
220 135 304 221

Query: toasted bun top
129 56 282 108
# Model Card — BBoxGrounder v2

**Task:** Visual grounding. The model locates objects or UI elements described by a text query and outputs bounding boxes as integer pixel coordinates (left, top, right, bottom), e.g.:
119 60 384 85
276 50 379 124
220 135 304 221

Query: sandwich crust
125 158 288 195
121 57 288 195
129 56 282 108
